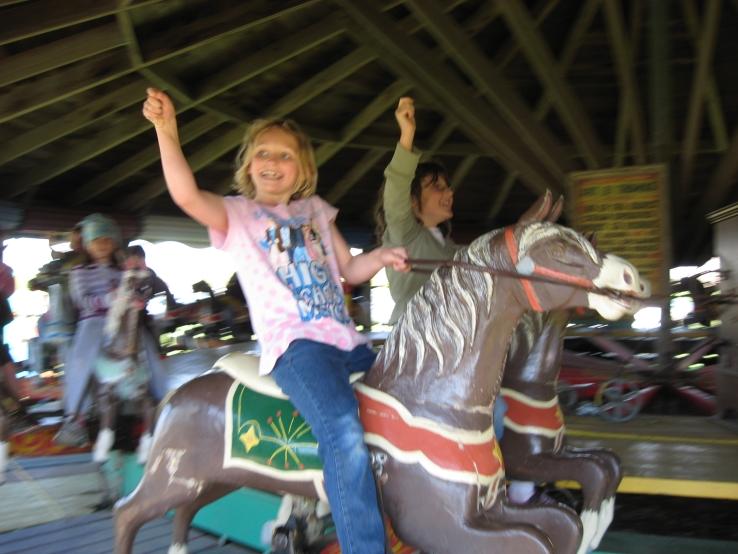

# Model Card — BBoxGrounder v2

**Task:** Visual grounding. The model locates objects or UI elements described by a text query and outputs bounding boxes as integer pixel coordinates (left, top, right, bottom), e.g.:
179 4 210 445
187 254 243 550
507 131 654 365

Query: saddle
213 352 365 398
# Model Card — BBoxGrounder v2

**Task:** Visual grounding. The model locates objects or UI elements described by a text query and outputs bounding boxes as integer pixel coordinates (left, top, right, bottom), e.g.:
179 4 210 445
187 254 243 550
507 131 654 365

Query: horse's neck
502 310 569 397
369 285 524 428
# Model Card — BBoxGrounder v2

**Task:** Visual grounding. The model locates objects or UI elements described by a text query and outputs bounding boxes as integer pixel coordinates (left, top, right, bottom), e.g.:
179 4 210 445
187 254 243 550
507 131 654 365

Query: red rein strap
407 227 612 311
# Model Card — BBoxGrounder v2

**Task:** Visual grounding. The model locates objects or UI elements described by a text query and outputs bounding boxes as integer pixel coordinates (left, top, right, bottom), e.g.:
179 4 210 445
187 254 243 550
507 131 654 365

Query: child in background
143 87 409 554
54 214 168 447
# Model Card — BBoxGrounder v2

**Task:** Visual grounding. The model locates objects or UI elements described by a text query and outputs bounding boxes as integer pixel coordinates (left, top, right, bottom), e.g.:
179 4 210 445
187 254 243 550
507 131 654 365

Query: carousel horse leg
382 462 566 554
114 449 215 554
565 447 622 548
93 383 117 463
169 483 236 554
505 451 610 554
136 390 156 464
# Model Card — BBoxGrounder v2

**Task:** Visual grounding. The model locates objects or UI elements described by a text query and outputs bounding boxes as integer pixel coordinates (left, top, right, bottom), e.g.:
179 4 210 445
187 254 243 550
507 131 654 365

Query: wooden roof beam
0 23 125 88
603 0 647 164
679 0 721 193
613 0 643 166
72 113 222 204
325 149 386 204
0 3 332 122
0 0 162 46
407 0 571 181
124 125 246 210
336 1 562 196
490 0 599 218
0 78 146 165
450 155 479 193
682 0 728 152
497 0 606 169
315 80 412 167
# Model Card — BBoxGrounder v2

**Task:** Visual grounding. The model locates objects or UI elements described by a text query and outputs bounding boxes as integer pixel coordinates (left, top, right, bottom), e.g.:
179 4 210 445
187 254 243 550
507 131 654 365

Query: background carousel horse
500 309 626 553
113 214 648 554
92 265 160 463
28 259 77 358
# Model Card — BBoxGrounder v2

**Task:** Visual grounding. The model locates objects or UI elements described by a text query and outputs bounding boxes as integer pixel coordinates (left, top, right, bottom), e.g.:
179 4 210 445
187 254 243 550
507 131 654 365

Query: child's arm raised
143 88 228 233
330 223 409 285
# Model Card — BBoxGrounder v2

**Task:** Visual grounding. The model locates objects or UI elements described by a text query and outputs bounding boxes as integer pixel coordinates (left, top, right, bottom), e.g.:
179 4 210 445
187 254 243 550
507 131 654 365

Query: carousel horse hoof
136 432 153 464
53 419 88 447
93 428 115 463
270 516 303 554
167 543 188 554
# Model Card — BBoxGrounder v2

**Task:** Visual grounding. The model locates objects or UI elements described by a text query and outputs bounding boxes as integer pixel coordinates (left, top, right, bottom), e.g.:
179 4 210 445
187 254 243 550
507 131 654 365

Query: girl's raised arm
143 88 228 233
330 223 408 285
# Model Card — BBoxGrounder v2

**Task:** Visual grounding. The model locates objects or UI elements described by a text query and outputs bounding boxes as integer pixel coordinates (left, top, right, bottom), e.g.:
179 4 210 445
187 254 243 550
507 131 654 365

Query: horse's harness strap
407 227 645 303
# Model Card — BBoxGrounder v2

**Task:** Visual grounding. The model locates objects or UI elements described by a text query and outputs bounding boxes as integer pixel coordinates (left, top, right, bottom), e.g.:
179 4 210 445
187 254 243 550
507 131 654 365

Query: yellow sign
569 165 669 295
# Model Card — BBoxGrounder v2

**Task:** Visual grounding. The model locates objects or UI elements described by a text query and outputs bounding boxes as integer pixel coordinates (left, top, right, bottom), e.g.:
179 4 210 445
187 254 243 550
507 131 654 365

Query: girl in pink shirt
144 88 408 554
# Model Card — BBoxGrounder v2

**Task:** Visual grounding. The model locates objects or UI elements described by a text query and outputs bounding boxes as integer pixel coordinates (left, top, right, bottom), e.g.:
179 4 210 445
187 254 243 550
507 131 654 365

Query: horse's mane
376 222 599 378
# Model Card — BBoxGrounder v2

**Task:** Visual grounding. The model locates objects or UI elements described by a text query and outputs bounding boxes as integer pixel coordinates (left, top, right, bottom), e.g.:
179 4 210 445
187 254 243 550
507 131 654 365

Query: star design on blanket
237 409 317 470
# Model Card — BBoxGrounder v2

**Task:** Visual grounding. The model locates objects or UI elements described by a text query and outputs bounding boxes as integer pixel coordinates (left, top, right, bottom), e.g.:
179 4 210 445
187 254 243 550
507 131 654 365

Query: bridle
408 227 648 310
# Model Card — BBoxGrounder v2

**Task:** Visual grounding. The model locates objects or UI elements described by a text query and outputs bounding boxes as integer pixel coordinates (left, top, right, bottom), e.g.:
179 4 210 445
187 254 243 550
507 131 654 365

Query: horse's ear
587 231 598 248
547 195 564 222
517 189 552 223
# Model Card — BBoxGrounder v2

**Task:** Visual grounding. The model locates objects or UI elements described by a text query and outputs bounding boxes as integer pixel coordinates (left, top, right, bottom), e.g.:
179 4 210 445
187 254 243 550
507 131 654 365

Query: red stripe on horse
501 391 564 432
357 389 502 477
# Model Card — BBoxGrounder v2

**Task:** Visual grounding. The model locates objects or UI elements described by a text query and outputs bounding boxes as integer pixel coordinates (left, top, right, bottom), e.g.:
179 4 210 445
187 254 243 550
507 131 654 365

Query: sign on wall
569 165 670 296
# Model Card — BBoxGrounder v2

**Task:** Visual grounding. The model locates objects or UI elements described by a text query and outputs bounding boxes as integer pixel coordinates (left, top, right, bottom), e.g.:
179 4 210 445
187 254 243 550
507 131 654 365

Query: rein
407 228 647 305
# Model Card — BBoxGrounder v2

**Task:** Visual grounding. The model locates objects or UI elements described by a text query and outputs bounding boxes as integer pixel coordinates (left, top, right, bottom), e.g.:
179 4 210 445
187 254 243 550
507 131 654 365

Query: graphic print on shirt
258 211 349 324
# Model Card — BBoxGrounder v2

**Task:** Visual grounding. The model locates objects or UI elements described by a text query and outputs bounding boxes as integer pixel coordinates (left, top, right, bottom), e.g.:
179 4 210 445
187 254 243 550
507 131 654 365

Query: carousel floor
564 414 738 499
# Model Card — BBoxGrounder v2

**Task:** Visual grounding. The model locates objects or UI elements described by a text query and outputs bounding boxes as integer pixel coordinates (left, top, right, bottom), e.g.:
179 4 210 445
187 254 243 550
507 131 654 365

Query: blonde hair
233 118 318 200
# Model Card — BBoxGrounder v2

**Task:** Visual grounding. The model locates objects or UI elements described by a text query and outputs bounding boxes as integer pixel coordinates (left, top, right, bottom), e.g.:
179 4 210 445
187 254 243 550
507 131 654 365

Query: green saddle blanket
226 382 322 473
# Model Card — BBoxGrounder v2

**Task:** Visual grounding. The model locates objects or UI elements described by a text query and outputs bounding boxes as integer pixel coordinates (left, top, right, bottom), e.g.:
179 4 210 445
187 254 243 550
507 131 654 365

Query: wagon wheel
595 378 642 422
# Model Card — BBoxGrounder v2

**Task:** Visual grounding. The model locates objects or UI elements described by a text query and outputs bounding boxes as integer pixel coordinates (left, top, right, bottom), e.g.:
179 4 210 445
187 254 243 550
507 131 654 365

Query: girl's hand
142 88 176 131
379 247 410 273
395 97 416 151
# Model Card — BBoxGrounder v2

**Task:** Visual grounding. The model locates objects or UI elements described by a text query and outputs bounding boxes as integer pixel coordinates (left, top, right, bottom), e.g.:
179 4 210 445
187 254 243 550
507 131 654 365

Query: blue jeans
272 339 386 554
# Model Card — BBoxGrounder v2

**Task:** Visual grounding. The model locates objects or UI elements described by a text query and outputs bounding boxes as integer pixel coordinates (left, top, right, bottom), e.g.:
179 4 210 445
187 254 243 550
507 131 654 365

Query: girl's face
413 174 454 228
248 127 301 205
86 236 116 264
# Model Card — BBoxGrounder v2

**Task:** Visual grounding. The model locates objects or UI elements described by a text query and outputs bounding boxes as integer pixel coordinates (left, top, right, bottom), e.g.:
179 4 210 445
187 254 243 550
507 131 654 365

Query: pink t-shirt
210 195 368 375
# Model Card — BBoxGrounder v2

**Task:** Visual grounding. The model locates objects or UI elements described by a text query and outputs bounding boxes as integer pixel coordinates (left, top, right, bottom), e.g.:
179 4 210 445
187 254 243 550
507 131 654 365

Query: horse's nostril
623 271 633 285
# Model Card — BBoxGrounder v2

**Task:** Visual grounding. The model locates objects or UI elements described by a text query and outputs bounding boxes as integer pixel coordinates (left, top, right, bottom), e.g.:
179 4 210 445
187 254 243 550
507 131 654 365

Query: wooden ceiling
2 0 738 262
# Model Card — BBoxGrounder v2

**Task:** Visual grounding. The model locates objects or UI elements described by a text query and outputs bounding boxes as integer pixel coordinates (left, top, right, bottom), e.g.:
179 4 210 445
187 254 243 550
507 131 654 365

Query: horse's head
494 221 648 320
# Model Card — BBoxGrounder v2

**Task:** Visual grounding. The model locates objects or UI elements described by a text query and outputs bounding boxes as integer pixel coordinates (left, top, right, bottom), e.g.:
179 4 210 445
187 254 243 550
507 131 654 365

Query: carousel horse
498 194 637 552
113 214 648 554
28 260 76 351
500 310 625 553
92 266 158 463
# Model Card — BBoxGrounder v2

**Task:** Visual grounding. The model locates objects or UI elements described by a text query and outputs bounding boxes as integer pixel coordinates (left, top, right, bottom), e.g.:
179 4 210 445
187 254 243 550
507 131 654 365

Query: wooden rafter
336 0 562 196
681 0 728 152
72 113 222 204
489 0 599 219
603 0 647 164
613 0 642 166
407 0 571 181
0 78 145 165
450 155 479 193
679 0 721 193
0 0 162 46
0 23 125 88
0 3 329 123
497 0 605 169
325 149 386 204
124 125 246 210
315 80 412 166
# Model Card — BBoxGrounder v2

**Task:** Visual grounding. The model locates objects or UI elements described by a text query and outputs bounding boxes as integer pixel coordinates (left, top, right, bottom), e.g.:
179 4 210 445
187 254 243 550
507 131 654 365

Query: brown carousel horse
500 310 625 554
113 211 648 554
498 194 640 553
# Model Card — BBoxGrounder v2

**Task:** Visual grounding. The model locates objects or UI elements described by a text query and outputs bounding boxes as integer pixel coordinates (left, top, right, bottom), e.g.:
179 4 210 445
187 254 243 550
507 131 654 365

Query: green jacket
382 143 458 324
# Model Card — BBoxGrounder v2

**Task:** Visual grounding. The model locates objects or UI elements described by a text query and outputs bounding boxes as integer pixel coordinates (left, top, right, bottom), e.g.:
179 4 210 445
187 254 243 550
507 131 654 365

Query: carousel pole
648 0 675 378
